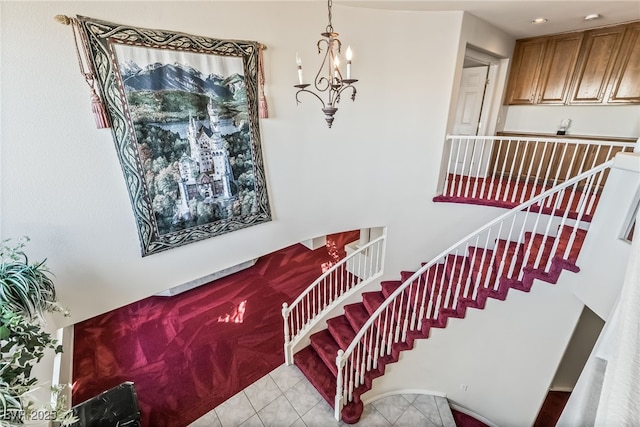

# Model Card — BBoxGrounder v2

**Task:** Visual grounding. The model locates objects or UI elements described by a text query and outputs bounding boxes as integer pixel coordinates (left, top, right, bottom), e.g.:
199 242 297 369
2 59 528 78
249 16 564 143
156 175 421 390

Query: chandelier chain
326 0 334 33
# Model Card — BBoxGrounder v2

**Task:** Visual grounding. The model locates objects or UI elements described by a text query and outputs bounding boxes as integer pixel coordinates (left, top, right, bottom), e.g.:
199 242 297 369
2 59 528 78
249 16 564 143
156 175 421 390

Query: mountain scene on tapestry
113 44 258 236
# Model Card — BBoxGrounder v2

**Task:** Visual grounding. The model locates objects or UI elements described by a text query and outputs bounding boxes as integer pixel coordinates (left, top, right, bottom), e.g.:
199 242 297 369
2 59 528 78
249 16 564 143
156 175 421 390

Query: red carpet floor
72 231 359 427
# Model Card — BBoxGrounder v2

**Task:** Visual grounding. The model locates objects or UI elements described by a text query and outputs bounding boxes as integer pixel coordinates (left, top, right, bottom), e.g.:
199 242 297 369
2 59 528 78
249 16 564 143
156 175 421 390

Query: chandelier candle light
294 0 358 128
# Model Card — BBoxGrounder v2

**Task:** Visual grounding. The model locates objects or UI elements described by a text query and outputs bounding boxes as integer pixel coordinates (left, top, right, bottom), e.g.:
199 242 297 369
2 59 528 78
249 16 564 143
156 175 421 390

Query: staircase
285 161 613 424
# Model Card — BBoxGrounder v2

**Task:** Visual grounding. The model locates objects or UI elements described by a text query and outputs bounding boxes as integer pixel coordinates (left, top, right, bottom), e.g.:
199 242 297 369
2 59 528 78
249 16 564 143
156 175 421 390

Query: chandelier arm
314 40 332 93
316 76 332 93
295 87 327 109
333 38 342 54
336 84 357 102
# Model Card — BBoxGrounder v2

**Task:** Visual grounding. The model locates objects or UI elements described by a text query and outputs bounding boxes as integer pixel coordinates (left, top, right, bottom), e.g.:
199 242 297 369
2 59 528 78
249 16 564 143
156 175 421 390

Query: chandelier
294 0 358 128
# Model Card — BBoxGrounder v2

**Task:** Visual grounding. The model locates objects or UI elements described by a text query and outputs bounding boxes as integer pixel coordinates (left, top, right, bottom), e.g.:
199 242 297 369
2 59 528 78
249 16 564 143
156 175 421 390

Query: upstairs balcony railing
437 135 634 210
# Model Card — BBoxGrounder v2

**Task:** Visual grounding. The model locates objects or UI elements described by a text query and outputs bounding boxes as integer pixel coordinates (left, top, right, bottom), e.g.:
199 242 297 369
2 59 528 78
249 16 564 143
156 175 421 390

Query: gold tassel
90 87 110 129
258 45 269 119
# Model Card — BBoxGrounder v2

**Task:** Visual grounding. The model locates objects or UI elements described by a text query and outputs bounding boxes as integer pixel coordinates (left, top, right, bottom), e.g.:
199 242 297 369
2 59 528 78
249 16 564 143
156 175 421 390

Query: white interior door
452 66 489 135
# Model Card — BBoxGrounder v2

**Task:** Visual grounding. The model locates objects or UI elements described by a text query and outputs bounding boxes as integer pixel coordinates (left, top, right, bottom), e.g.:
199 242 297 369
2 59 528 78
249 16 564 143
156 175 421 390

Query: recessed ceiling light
531 18 548 24
585 13 601 21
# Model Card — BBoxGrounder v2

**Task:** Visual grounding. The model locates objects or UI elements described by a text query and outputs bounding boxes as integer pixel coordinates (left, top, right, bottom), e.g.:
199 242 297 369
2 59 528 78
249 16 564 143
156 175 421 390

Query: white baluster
282 303 291 365
372 317 381 369
472 138 486 198
510 140 529 203
410 274 423 330
334 350 345 420
418 267 431 323
547 143 570 207
402 283 412 341
503 139 523 202
443 137 456 196
459 138 471 197
489 221 504 291
486 138 504 200
533 189 565 270
520 140 539 203
495 139 513 201
528 140 549 201
451 138 463 197
585 167 607 216
465 238 480 299
540 142 560 198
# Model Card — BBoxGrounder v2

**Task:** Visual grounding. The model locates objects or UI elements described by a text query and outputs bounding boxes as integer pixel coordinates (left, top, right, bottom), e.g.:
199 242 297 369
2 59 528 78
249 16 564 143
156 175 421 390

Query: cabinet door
537 34 584 104
505 39 547 105
606 22 640 103
569 25 626 103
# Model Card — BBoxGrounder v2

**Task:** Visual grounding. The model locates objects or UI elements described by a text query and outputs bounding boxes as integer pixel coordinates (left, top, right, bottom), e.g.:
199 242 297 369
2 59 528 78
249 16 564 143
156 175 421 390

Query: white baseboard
154 258 257 297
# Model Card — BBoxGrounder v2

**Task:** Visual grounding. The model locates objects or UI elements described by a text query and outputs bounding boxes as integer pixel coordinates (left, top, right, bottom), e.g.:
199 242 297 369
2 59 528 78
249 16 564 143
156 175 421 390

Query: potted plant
0 237 75 425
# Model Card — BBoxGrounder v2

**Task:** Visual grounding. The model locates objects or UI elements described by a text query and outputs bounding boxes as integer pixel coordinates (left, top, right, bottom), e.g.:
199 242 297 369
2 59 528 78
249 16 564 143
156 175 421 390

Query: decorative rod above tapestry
55 14 269 126
54 15 273 256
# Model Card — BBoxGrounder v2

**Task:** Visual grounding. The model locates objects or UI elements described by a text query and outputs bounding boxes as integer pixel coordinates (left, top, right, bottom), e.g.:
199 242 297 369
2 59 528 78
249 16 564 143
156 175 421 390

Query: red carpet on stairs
294 223 588 423
72 231 359 427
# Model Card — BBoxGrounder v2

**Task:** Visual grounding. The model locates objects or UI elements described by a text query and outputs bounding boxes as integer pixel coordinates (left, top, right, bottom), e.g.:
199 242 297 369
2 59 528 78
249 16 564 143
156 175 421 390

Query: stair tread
362 291 386 314
381 280 402 298
527 227 587 264
309 330 340 376
327 315 356 350
293 346 336 408
344 303 369 331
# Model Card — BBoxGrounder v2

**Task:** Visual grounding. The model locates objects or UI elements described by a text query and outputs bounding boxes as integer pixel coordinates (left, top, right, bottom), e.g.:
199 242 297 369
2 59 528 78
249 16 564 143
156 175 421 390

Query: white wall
364 281 584 427
503 105 640 138
562 153 640 319
0 2 502 327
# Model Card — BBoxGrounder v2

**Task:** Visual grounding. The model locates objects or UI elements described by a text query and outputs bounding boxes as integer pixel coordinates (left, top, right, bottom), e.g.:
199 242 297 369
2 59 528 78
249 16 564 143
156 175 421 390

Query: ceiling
339 1 640 39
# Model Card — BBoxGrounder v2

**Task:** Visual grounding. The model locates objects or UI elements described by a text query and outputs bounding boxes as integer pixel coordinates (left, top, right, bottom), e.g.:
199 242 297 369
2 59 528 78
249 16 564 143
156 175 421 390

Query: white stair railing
441 135 633 204
334 161 613 420
282 232 387 365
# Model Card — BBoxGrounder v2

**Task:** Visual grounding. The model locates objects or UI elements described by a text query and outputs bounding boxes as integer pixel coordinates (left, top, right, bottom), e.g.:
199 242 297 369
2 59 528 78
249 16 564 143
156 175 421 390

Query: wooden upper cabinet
505 21 640 105
569 25 627 103
505 34 583 105
605 22 640 103
537 34 584 104
505 39 547 104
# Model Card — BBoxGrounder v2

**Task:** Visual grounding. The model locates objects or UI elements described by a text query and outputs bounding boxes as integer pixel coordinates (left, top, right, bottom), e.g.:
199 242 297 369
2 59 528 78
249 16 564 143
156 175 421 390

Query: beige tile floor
188 363 456 427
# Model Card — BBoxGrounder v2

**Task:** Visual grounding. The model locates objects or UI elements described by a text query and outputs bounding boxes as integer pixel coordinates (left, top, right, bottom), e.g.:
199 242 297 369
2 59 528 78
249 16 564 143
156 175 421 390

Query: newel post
282 303 291 365
334 349 345 421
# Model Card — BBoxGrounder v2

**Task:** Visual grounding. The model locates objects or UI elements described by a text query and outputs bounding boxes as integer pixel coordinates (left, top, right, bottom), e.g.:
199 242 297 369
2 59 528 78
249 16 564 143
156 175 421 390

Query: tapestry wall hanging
72 16 271 256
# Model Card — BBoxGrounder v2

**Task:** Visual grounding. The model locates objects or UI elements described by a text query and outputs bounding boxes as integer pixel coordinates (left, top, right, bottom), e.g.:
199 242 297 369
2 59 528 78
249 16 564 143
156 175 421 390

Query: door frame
456 47 505 137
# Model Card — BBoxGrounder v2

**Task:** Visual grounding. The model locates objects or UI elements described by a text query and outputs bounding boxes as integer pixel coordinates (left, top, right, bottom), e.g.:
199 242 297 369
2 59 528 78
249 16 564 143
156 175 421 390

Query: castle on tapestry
175 100 237 221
